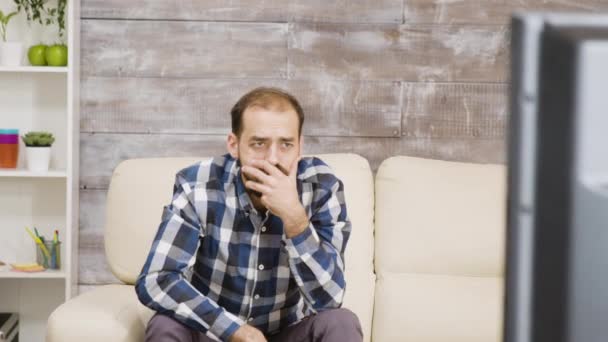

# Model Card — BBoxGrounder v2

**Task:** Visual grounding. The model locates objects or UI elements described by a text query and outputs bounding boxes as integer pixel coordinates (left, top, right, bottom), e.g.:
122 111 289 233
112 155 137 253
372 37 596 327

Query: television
505 12 608 342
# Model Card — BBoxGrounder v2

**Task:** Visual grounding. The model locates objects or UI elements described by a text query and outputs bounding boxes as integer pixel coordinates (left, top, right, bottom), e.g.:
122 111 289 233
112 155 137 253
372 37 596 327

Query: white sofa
47 154 506 342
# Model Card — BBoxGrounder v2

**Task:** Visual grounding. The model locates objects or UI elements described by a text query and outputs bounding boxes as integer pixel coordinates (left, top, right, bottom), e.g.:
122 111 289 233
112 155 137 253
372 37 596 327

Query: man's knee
322 308 361 329
145 313 196 342
313 307 363 339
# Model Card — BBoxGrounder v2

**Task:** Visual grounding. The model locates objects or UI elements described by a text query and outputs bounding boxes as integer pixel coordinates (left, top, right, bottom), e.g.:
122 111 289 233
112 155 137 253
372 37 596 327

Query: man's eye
252 142 264 147
282 143 293 148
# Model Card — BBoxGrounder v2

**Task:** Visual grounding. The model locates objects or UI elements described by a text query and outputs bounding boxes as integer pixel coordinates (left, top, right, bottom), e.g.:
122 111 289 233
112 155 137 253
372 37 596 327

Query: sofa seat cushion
372 156 506 342
47 285 153 342
372 273 503 342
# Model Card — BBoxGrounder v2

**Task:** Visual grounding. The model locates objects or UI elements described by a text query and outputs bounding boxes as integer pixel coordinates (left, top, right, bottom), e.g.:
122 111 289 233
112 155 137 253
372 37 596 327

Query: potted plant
21 131 55 172
13 0 67 66
0 8 23 66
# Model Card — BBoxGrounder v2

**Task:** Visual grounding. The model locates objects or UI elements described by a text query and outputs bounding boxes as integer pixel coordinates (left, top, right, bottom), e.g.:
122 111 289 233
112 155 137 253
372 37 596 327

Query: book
9 263 45 272
0 313 18 342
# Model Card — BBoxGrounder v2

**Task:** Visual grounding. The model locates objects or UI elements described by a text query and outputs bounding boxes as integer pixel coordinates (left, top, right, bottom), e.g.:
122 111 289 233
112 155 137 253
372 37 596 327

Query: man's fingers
275 163 289 176
245 180 270 194
248 159 297 177
251 159 283 177
242 165 273 185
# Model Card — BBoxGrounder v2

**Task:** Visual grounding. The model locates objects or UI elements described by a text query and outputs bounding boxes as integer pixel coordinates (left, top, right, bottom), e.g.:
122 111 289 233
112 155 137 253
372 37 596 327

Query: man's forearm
136 270 245 341
281 221 348 311
281 204 309 238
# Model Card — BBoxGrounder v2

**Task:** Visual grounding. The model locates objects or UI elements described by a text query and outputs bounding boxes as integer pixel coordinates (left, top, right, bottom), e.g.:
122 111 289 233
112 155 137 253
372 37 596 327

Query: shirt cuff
281 223 321 261
208 308 245 341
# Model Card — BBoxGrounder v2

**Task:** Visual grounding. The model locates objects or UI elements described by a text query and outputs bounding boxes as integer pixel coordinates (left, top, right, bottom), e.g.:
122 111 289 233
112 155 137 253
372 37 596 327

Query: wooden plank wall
78 0 605 291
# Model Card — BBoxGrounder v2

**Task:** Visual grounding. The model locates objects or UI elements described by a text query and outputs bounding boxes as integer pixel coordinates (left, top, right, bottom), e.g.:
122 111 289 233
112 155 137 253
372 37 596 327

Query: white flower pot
26 146 51 172
0 42 24 66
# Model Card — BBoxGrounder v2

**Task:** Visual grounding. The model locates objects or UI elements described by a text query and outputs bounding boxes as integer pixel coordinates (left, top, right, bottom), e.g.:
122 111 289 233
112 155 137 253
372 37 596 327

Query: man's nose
266 145 279 165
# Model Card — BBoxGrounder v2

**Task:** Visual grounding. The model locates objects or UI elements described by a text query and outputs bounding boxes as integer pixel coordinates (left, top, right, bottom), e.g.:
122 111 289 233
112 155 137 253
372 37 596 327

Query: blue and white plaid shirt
135 154 351 341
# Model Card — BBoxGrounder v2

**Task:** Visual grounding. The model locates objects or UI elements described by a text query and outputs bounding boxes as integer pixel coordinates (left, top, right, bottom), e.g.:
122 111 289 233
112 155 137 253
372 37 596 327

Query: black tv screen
505 12 608 342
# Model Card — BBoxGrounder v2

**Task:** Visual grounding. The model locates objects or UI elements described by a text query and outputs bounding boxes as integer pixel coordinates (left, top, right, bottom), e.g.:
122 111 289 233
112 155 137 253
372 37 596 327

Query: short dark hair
230 87 305 137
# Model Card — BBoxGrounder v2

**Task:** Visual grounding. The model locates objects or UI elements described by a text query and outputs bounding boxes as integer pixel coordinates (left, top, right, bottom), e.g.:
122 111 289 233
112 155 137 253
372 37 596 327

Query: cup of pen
25 227 61 270
36 240 60 269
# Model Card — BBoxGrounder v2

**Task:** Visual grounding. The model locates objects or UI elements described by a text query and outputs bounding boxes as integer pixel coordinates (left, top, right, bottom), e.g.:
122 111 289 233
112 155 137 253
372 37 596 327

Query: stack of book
0 313 18 342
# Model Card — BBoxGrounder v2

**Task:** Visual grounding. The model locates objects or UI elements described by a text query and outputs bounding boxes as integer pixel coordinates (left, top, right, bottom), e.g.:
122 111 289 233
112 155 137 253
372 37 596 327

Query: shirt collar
228 157 261 217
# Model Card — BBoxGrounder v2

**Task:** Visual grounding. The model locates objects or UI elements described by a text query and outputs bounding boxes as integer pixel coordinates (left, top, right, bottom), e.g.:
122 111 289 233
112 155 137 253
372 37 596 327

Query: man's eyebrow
248 136 295 141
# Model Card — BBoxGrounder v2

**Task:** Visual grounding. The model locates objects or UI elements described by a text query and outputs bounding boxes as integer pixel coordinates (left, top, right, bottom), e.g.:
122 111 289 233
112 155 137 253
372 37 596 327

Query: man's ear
227 133 239 159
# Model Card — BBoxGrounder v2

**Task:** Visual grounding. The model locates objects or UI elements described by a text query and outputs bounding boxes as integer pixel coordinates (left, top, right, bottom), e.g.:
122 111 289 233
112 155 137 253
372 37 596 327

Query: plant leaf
6 11 18 21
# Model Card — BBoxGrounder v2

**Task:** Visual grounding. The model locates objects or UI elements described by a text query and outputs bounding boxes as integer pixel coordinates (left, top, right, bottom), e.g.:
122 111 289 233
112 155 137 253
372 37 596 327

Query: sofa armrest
47 284 154 342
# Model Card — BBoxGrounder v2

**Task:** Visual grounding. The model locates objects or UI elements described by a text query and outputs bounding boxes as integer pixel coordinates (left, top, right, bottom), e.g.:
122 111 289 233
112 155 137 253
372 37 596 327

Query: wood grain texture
81 20 287 78
303 136 506 171
80 77 402 137
79 229 121 284
81 0 403 23
402 82 508 138
80 132 505 190
79 133 228 190
79 190 121 285
403 0 607 25
288 23 509 82
288 0 402 23
81 0 286 21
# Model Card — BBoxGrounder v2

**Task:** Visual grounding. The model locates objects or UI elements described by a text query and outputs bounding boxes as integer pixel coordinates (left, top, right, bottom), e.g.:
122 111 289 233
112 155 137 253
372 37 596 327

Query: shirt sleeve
281 173 351 312
135 171 245 341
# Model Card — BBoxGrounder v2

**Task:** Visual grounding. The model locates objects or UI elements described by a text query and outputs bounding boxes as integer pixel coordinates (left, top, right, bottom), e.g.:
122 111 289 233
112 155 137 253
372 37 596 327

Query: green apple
45 44 68 66
28 44 47 66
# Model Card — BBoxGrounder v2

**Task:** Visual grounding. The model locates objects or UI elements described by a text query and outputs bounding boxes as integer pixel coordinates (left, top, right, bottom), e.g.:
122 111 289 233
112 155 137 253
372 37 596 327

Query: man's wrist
282 205 309 238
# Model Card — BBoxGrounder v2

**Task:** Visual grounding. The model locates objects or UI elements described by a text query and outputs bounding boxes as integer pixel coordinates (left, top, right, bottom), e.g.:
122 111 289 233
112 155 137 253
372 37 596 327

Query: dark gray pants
145 308 363 342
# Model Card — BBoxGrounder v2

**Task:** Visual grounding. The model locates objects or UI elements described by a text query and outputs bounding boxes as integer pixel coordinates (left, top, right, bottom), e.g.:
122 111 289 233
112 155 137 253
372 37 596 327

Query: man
135 87 362 342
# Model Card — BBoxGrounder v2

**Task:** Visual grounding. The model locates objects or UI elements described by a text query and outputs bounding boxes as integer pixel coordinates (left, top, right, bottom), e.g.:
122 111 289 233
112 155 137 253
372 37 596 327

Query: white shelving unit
0 66 68 73
0 0 80 340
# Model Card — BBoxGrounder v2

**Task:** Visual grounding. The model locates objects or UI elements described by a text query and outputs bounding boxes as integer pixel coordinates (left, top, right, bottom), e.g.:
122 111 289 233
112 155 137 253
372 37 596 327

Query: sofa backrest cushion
372 156 506 342
104 153 376 341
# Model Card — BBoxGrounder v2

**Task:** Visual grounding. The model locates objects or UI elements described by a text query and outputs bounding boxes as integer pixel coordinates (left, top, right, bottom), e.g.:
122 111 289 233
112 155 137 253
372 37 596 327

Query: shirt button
254 294 260 300
258 264 264 270
261 226 267 232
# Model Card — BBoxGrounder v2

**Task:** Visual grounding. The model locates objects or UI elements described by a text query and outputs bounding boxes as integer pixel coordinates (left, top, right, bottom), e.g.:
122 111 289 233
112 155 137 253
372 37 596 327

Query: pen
34 226 46 245
25 226 51 261
52 229 60 269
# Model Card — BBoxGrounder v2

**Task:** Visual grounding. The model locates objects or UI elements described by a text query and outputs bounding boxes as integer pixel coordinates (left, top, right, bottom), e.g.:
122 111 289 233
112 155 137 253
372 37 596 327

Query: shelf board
0 169 67 178
0 66 68 73
0 269 66 279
